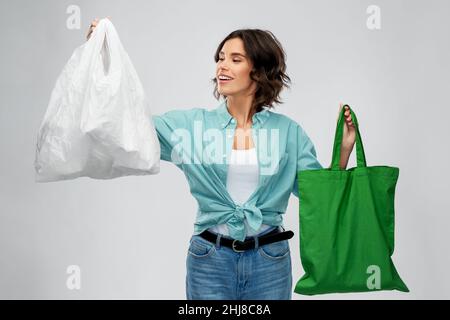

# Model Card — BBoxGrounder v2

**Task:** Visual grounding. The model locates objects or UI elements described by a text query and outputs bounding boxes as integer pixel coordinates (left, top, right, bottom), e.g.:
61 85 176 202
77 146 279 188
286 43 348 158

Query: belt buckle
232 239 245 253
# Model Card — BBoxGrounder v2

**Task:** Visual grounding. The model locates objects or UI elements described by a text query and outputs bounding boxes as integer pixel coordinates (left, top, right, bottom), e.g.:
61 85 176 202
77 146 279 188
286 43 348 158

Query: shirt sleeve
291 123 323 198
152 109 193 162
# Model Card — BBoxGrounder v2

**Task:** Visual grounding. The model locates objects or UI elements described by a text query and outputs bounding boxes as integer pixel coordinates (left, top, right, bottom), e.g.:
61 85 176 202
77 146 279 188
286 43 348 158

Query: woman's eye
218 57 241 63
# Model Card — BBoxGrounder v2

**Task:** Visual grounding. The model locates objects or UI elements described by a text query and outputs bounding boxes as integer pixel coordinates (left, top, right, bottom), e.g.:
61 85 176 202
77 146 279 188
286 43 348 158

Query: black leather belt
199 226 294 252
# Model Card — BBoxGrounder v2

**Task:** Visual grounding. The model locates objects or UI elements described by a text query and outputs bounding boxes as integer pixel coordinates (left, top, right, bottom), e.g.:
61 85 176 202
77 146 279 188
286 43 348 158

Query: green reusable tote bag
294 105 409 295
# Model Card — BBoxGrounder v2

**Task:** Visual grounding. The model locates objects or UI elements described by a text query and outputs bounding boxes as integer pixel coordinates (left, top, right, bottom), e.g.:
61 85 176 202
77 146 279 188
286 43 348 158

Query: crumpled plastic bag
34 18 160 182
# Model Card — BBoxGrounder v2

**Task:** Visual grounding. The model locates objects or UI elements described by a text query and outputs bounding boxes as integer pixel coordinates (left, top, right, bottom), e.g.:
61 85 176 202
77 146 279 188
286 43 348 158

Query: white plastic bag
35 18 160 182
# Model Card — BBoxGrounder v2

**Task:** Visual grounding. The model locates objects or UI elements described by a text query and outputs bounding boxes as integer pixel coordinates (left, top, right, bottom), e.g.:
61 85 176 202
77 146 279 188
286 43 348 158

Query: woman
87 19 355 300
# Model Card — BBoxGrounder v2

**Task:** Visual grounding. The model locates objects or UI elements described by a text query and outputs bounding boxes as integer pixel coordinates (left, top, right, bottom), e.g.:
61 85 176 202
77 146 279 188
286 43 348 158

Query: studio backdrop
0 0 449 299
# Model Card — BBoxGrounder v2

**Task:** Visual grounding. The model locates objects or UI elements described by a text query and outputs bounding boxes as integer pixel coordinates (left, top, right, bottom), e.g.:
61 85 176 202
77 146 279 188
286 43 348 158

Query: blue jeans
186 226 292 300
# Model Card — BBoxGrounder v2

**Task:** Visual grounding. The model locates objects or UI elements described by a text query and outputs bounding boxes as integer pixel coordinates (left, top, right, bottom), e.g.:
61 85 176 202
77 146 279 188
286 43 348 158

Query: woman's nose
217 67 229 76
218 60 229 69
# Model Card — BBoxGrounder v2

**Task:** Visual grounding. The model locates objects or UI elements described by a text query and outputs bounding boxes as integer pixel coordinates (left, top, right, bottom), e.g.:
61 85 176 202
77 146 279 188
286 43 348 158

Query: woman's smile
218 78 233 84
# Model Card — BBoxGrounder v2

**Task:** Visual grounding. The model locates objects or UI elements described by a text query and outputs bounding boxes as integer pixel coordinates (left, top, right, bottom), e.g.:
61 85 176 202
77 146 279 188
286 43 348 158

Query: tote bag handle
330 104 367 170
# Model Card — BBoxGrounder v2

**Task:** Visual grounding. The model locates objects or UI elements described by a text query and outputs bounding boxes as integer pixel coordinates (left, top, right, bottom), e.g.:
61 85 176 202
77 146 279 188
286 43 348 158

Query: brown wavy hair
211 29 291 113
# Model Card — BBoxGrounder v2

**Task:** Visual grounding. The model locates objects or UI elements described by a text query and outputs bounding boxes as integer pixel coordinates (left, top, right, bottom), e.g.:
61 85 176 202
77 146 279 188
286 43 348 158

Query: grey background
1 0 449 299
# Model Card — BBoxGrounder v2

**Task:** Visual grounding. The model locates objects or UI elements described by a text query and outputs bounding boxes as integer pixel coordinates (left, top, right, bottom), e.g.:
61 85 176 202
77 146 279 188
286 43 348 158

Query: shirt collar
215 99 271 129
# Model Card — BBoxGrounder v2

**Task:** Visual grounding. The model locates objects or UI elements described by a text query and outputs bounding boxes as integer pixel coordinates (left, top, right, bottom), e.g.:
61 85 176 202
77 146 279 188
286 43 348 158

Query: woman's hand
86 17 111 40
338 103 356 151
336 103 356 169
86 18 99 40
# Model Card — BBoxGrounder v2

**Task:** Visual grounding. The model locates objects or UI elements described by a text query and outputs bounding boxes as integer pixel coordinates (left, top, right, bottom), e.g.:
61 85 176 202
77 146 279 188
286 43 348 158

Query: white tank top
207 147 272 237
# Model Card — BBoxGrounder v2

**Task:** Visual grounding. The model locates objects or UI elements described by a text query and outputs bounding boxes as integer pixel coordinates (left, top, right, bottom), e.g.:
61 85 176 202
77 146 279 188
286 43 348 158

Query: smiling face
216 37 257 98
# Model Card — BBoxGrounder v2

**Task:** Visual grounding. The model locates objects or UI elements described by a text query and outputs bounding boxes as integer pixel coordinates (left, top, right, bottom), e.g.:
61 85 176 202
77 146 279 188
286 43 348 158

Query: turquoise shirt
152 99 323 241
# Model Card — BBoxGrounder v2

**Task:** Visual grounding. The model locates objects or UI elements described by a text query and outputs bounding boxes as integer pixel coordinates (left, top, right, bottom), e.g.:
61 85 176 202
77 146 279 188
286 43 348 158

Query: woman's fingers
343 106 353 126
338 104 354 126
89 18 98 30
86 18 99 40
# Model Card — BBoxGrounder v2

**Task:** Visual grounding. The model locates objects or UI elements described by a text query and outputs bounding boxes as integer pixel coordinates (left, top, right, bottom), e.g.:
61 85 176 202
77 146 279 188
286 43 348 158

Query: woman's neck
226 97 255 128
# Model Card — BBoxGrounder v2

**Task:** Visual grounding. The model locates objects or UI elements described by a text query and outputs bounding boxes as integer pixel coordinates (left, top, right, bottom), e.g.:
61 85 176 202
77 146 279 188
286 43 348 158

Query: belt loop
253 235 259 249
216 233 222 249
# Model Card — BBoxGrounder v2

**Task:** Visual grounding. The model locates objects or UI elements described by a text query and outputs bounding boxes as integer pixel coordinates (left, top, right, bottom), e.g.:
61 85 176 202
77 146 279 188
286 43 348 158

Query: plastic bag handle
87 17 121 80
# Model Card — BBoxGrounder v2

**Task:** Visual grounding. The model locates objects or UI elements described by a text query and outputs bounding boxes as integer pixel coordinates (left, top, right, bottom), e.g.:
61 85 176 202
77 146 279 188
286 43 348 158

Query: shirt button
227 134 233 138
231 119 236 124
